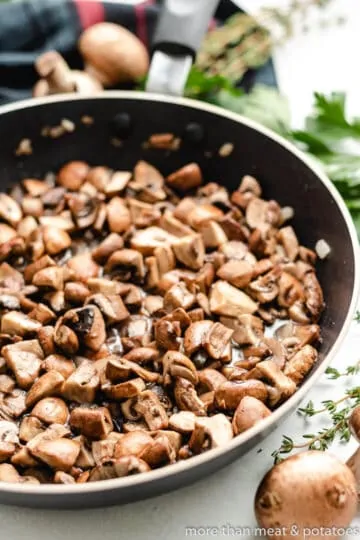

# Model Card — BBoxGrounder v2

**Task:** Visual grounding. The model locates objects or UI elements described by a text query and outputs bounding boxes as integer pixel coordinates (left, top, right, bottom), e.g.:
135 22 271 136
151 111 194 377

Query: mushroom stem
35 51 75 94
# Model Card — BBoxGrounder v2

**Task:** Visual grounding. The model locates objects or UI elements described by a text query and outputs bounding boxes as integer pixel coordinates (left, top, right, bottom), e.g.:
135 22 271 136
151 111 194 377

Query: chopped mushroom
0 159 325 484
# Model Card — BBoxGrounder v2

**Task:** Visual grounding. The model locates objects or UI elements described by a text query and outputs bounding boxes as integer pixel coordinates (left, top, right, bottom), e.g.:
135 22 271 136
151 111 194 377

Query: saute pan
0 0 358 508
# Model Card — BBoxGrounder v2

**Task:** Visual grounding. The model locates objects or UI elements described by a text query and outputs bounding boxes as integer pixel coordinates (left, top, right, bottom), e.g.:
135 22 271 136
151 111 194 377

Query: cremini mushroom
79 22 149 86
31 397 69 425
232 396 271 435
255 451 358 540
25 370 65 408
167 163 202 191
210 280 258 317
69 406 113 439
61 362 99 403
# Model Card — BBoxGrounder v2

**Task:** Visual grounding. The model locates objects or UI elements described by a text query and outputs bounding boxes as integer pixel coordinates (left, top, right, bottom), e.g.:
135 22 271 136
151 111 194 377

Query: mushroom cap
255 451 358 540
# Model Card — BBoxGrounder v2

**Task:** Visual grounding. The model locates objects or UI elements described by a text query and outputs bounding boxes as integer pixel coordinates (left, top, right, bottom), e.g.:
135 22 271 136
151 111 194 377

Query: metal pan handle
146 0 219 96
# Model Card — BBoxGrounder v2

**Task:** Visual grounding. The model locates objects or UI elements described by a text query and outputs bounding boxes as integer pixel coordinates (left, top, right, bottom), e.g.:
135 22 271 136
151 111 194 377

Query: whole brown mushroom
78 23 149 87
255 451 358 540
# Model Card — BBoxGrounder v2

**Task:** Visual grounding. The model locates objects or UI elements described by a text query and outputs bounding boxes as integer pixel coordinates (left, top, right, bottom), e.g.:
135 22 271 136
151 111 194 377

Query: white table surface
1 1 360 538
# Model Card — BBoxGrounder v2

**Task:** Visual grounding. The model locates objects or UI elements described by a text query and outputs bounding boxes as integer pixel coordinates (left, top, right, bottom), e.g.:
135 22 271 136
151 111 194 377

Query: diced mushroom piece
246 198 279 233
69 406 113 439
246 360 296 406
61 362 100 403
105 357 159 384
172 234 205 271
39 212 75 231
32 266 64 290
54 323 79 355
203 322 233 361
138 434 176 468
91 233 124 264
163 282 195 312
75 436 95 469
21 195 43 217
248 268 280 304
0 420 19 445
278 272 304 307
217 260 253 289
0 375 15 394
88 456 150 481
160 211 194 237
3 339 44 389
66 253 100 282
29 437 80 472
199 220 228 248
130 227 177 257
104 249 145 282
167 163 202 191
11 446 39 468
25 370 65 408
0 463 22 482
275 322 320 349
0 224 17 244
64 282 90 305
31 397 69 425
155 318 181 351
239 175 262 197
0 440 16 462
143 295 164 316
0 294 20 311
124 347 159 365
232 396 271 435
86 294 129 324
0 389 27 420
189 414 233 453
1 311 41 337
61 305 106 352
215 380 268 410
54 471 76 484
183 320 213 356
42 226 72 255
129 199 161 229
91 438 117 465
154 244 176 277
278 226 299 261
0 193 22 226
86 166 111 191
28 303 56 325
19 415 44 442
210 280 258 317
37 326 56 357
107 197 131 234
303 271 324 321
221 314 264 346
113 431 153 458
163 351 198 385
131 161 166 203
284 345 318 385
174 378 206 416
58 161 89 190
198 369 227 392
188 205 224 230
169 411 196 434
102 378 146 400
22 178 49 197
134 391 169 430
23 255 55 283
87 278 122 296
66 192 99 229
262 337 287 369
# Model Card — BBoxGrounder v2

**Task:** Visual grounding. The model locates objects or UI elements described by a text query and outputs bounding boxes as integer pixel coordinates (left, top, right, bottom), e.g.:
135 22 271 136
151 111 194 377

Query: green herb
355 310 360 323
271 364 360 463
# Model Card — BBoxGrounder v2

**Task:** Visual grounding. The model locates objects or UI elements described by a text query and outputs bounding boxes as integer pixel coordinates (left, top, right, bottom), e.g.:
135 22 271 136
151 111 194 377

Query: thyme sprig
271 368 360 464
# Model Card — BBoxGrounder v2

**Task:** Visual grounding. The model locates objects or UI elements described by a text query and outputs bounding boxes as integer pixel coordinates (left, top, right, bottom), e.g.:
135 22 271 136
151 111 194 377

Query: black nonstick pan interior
0 92 358 508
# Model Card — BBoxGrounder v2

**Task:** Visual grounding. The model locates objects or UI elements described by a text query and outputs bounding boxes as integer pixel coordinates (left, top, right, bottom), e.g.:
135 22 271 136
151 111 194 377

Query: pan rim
0 90 358 497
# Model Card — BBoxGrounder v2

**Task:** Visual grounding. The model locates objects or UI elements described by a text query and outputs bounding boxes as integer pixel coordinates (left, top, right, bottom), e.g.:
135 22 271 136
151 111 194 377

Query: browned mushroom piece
203 322 233 361
283 344 318 384
54 323 79 355
168 411 196 433
246 360 297 406
183 320 213 357
232 396 271 435
216 260 254 288
1 311 41 336
189 414 233 453
210 280 258 317
167 163 202 191
154 318 181 351
60 305 106 352
19 415 44 443
69 406 113 439
30 437 80 471
3 339 44 390
162 351 198 386
131 227 177 256
277 271 304 307
66 253 100 283
303 271 325 321
215 380 268 410
163 282 195 312
172 234 205 271
114 430 153 459
0 194 22 226
102 377 146 400
91 233 124 264
32 266 64 290
133 391 169 430
160 210 194 238
130 160 166 203
88 455 150 481
85 293 129 324
32 397 69 425
104 249 145 282
25 370 65 408
174 378 206 416
61 362 100 403
275 322 320 349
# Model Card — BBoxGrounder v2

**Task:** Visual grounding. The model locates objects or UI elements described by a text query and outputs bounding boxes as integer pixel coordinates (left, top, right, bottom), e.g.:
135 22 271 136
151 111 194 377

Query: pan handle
146 0 219 96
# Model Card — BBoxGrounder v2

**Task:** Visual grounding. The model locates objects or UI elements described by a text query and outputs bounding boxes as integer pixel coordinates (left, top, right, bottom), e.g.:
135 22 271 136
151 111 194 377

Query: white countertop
1 1 360 538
